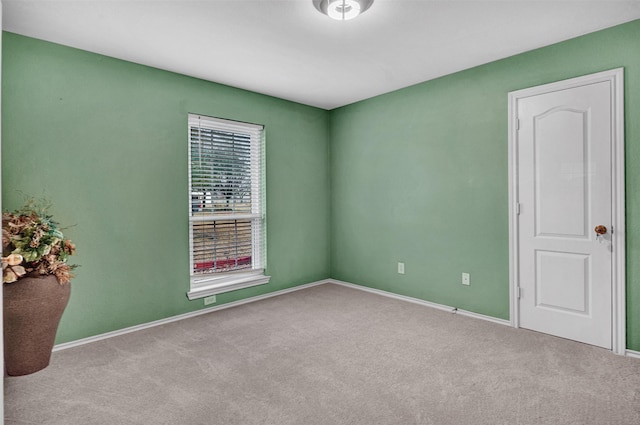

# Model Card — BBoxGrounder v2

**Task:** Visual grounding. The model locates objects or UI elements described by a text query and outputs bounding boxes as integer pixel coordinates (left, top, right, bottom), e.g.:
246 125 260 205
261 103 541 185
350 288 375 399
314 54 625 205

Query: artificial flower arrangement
2 199 77 284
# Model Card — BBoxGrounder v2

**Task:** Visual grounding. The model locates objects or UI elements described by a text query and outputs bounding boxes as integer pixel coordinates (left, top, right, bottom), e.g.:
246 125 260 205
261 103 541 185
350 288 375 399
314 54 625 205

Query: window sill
187 271 271 300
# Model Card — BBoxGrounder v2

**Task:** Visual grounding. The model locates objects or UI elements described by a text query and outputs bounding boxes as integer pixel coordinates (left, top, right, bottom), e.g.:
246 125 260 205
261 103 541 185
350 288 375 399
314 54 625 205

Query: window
187 114 269 300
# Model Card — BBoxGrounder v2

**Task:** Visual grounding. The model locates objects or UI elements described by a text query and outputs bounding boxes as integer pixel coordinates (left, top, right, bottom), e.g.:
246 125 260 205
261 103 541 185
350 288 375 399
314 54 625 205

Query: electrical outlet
462 273 470 286
204 295 217 305
398 262 405 274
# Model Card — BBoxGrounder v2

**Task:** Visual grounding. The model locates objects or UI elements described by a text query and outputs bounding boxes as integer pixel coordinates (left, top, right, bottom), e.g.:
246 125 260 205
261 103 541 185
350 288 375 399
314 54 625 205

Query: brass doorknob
594 225 607 235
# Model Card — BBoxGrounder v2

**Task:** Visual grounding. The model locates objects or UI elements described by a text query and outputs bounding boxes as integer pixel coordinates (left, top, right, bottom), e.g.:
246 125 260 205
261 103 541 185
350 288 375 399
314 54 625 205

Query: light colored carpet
4 283 640 424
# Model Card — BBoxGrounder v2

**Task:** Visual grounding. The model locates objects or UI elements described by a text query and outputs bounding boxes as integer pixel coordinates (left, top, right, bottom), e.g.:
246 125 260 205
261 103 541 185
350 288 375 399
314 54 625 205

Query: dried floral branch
2 199 78 284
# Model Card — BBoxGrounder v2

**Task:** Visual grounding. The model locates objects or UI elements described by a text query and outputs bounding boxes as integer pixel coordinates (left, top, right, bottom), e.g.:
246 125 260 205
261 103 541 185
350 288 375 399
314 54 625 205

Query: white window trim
187 269 270 300
187 114 270 299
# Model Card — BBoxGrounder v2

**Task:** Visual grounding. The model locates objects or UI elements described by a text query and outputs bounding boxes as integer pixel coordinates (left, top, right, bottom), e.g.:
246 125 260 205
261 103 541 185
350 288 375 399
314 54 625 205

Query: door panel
535 250 589 315
517 81 612 349
535 109 588 238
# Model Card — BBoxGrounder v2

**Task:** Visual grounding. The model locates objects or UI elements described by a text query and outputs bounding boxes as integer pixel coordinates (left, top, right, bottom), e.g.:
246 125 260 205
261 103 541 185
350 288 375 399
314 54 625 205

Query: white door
516 79 614 349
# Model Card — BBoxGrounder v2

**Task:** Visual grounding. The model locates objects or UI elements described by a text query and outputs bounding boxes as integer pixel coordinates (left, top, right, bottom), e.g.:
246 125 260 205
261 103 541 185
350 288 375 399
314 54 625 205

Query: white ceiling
3 0 640 110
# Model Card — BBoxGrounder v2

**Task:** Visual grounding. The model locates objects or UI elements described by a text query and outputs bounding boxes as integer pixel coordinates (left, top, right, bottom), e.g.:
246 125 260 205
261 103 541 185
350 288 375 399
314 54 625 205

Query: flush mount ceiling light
313 0 374 21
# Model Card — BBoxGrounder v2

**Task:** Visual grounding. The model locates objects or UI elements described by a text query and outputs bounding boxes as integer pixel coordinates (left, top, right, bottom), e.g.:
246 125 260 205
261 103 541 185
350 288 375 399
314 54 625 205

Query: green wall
3 19 640 350
2 32 331 344
330 19 640 349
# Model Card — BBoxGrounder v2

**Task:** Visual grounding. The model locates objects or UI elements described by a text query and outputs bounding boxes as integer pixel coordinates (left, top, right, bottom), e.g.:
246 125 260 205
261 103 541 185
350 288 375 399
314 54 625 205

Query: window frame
186 114 269 300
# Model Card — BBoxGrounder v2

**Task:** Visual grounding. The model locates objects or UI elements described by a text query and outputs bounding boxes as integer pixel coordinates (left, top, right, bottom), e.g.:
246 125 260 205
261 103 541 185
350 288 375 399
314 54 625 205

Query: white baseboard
54 279 331 351
327 279 511 326
625 349 640 359
327 280 639 358
54 277 509 352
454 307 511 326
62 278 636 356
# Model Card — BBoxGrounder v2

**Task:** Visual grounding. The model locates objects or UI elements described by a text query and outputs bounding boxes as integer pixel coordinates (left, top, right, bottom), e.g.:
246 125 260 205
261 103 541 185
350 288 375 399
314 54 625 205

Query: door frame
508 68 626 355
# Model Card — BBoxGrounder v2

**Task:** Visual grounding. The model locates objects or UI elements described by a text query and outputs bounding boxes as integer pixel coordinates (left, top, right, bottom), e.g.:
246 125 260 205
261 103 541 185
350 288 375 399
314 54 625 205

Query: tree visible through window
188 114 267 297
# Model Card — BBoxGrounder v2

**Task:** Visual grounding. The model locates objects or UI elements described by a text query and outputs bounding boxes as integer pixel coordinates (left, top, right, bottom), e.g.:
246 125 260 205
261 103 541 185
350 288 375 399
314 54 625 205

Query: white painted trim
328 279 511 326
187 272 271 300
611 68 626 356
55 277 515 352
455 308 511 327
507 68 626 354
52 274 635 355
508 83 520 330
625 350 640 359
54 279 330 351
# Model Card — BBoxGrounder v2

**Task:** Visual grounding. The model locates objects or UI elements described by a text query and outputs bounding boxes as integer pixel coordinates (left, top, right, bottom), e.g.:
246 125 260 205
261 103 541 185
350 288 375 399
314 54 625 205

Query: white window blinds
188 114 265 281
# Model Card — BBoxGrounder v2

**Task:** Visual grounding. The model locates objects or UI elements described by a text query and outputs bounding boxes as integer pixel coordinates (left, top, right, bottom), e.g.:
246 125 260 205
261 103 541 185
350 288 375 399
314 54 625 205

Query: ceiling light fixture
313 0 374 21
